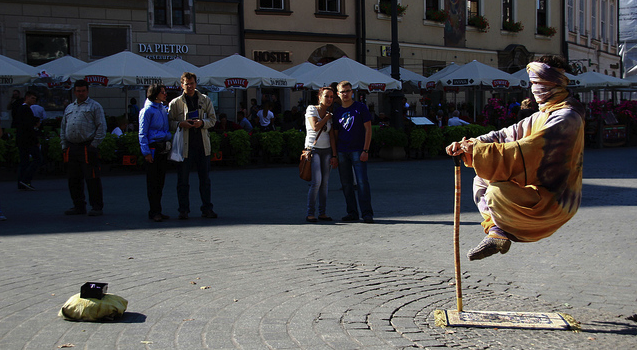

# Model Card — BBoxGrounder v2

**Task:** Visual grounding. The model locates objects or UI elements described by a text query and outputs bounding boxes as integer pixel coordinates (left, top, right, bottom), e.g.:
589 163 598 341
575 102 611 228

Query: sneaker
65 207 87 215
467 236 511 261
201 209 218 218
363 216 374 224
18 182 35 191
341 214 359 222
88 209 103 216
178 212 189 220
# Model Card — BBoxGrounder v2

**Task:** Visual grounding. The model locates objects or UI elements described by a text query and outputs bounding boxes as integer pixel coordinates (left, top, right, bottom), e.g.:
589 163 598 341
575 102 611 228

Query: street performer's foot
467 227 511 261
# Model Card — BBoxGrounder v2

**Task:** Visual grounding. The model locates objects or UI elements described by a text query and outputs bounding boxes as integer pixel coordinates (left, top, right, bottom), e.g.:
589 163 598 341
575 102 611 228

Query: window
467 0 479 19
425 0 442 20
260 0 284 10
26 33 71 66
609 3 614 45
591 0 597 39
318 0 340 13
502 0 513 23
537 0 547 28
567 0 574 32
90 26 129 58
601 0 607 41
150 0 193 31
579 0 585 34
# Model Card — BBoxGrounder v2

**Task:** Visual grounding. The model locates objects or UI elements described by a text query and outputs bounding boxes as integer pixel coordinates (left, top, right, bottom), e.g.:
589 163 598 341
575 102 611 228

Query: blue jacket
139 99 171 156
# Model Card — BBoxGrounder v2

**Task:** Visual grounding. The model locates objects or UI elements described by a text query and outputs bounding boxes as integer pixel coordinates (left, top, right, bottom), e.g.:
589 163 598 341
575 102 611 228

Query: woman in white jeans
305 87 338 222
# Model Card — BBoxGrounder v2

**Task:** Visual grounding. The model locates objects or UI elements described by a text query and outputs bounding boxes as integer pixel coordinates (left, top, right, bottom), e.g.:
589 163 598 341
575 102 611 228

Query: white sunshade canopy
512 68 584 88
377 66 427 90
197 53 296 89
68 51 182 87
436 60 524 89
421 62 462 90
294 57 402 92
35 56 88 88
0 54 38 85
575 71 631 89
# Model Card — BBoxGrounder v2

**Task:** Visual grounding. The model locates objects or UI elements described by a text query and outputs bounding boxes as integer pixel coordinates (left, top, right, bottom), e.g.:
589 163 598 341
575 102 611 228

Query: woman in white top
305 87 338 222
257 102 275 131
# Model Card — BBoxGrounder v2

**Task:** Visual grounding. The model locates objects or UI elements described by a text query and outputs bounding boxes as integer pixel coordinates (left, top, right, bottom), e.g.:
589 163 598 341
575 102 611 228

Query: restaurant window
318 0 340 13
260 0 284 10
591 0 597 39
25 33 71 66
502 0 513 24
150 0 193 31
90 26 129 59
467 0 479 19
537 0 547 28
601 0 607 41
567 0 574 32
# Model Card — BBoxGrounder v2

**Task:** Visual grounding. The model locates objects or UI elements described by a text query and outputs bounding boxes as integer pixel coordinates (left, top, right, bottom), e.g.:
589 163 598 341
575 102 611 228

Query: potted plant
468 15 489 32
502 20 524 32
377 0 408 17
374 127 408 160
426 9 448 23
537 25 557 37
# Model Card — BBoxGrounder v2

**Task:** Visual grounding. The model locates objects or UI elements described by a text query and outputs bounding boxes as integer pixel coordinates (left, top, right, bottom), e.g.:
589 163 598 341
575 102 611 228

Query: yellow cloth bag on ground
59 293 128 321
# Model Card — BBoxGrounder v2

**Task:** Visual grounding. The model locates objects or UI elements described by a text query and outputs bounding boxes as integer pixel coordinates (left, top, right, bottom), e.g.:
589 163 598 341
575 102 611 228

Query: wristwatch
363 149 369 153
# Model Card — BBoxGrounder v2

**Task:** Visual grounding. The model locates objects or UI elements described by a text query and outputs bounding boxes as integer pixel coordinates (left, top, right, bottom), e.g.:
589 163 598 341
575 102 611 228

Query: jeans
18 145 42 184
306 148 332 216
337 151 373 218
176 145 212 214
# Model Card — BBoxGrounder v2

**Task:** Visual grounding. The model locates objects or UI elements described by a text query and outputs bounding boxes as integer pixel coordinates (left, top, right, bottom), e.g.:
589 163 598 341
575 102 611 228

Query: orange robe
469 97 585 242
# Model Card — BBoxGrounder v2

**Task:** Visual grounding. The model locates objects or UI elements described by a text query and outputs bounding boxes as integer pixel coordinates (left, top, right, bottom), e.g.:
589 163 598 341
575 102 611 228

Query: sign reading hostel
253 51 292 64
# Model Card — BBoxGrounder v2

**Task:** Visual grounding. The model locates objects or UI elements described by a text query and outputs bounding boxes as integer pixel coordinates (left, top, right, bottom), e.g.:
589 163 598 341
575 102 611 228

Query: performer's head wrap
526 62 570 113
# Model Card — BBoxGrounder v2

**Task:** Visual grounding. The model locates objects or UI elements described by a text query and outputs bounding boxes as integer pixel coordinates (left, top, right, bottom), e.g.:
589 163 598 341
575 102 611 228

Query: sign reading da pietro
138 43 189 60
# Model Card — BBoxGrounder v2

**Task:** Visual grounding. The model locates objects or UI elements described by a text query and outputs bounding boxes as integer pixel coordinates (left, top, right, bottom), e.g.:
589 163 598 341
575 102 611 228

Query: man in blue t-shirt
333 81 374 223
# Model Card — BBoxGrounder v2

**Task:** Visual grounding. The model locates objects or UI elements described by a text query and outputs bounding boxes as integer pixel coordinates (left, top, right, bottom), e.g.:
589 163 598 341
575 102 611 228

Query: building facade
565 0 620 77
0 0 240 122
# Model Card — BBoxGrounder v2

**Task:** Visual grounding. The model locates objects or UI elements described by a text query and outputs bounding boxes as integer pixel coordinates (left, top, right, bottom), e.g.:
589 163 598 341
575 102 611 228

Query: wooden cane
453 155 463 312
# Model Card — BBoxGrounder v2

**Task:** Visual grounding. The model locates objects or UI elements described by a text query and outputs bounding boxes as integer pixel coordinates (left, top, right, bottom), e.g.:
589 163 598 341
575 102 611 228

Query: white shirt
304 105 332 149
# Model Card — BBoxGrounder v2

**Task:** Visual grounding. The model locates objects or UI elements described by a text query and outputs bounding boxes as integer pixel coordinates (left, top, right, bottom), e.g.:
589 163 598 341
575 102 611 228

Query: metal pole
389 0 404 129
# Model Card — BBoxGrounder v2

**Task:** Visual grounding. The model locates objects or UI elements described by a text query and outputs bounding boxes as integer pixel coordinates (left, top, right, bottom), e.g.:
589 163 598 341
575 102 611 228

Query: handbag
168 129 184 162
299 128 323 181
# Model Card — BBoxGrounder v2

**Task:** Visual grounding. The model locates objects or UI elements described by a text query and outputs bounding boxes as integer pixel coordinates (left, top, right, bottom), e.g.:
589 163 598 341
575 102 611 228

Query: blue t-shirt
334 101 371 152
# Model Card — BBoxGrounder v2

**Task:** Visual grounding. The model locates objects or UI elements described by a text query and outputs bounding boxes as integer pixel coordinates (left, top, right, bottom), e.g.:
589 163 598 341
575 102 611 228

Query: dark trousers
64 143 103 210
18 145 42 185
146 147 168 217
176 145 212 214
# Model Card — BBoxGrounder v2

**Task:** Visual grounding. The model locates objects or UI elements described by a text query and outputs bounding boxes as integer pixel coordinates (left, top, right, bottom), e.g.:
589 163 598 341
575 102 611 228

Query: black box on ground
80 282 108 299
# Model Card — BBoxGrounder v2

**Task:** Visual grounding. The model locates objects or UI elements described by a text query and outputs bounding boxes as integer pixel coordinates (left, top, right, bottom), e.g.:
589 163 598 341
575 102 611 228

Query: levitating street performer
446 55 585 260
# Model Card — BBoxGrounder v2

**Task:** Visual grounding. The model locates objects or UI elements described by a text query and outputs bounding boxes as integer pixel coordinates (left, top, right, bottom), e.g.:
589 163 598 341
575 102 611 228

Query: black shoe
88 209 103 216
178 212 189 220
467 236 511 261
318 215 333 221
65 207 87 215
341 214 359 222
19 181 35 191
306 216 318 223
152 214 163 222
201 209 218 218
363 216 374 224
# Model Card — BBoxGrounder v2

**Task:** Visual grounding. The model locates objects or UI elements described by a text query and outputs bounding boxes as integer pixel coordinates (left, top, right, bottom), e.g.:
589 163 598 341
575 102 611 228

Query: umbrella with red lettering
67 51 181 87
436 60 523 89
0 54 37 86
197 53 295 89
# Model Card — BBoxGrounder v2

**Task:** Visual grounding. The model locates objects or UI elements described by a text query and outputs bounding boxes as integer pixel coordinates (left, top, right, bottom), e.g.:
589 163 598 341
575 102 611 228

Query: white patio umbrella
437 60 523 89
163 58 201 75
35 56 88 88
377 66 427 92
295 57 401 91
198 53 295 88
575 71 631 89
0 54 37 85
422 62 462 90
68 51 181 87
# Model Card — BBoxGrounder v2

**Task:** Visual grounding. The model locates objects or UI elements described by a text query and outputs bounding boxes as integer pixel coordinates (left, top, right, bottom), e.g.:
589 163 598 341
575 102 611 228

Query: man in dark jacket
16 91 42 190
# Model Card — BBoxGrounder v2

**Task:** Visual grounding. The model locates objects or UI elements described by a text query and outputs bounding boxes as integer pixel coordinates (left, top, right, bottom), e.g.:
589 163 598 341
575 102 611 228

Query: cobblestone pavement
0 147 636 349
